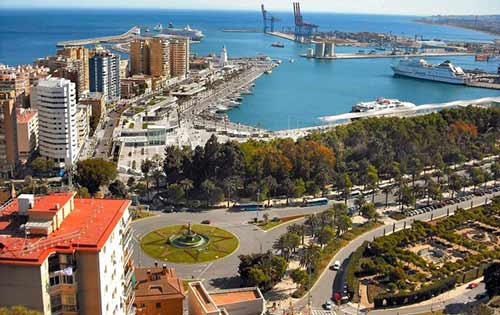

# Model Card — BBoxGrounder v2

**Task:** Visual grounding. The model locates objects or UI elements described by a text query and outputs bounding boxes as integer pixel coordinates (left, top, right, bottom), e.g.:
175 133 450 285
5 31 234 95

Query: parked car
201 220 211 225
468 282 479 289
323 301 332 310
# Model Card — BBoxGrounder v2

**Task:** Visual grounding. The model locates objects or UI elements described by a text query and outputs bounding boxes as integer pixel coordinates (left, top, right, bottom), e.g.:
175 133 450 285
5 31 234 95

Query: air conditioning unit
18 194 35 215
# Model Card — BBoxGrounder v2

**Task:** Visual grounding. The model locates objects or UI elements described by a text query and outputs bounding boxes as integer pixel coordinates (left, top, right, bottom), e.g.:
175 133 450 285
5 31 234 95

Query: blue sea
1 9 499 130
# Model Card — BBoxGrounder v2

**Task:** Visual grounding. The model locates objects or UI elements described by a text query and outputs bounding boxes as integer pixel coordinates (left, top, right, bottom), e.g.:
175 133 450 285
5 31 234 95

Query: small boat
271 42 285 48
289 58 295 63
265 69 273 74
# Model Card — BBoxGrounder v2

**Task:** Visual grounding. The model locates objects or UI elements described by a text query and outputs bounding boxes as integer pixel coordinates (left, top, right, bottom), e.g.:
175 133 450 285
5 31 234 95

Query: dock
57 26 140 47
301 52 476 60
466 81 500 90
266 31 296 42
319 96 500 124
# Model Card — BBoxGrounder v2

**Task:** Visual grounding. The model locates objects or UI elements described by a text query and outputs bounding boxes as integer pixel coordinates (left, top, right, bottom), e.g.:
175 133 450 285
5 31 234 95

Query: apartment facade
169 37 190 78
89 51 121 103
130 37 171 79
79 92 105 120
0 90 18 177
36 55 86 101
16 108 38 163
0 192 135 315
32 77 79 167
56 47 90 93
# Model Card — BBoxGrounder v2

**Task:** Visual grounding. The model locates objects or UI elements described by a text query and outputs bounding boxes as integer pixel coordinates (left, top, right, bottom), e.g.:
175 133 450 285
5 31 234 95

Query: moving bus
232 202 264 211
302 197 328 207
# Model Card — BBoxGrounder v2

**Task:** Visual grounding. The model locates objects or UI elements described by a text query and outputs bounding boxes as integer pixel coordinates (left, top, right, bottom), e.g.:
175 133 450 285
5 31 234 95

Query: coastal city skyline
2 0 500 15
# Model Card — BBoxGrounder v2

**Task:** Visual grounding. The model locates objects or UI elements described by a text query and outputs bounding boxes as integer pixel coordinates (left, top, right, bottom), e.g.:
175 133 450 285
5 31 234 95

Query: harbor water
1 9 499 130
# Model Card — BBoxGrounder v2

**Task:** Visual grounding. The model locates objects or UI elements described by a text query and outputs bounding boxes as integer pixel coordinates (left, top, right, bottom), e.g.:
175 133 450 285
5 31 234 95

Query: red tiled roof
0 193 130 266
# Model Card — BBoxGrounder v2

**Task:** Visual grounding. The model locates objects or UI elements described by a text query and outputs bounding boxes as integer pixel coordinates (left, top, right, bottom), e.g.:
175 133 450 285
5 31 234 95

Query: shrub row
374 276 456 308
345 241 369 302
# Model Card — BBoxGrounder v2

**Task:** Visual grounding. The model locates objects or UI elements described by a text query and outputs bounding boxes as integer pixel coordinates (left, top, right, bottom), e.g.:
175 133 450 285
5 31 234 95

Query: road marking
197 262 214 279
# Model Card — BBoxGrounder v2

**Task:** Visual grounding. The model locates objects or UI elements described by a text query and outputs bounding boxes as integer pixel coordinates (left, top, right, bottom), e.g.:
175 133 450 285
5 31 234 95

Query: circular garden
140 224 239 264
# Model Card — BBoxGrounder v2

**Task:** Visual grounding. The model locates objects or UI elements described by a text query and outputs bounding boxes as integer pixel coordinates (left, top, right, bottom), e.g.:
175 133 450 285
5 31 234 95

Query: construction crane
293 2 319 42
261 4 281 33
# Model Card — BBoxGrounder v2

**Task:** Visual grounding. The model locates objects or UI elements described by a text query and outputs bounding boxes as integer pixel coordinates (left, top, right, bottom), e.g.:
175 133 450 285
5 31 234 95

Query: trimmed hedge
374 276 456 308
345 241 369 302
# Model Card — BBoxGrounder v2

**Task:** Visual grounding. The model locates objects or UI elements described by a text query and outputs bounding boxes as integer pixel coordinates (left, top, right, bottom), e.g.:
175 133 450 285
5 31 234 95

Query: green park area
252 214 306 231
140 224 239 264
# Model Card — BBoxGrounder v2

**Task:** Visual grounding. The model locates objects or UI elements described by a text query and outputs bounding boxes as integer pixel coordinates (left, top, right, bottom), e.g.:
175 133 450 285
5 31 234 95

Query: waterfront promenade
56 26 140 46
301 51 476 60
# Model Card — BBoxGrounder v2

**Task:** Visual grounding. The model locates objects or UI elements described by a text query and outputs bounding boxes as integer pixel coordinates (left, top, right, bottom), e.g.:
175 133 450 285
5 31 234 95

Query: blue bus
302 197 329 207
233 202 264 211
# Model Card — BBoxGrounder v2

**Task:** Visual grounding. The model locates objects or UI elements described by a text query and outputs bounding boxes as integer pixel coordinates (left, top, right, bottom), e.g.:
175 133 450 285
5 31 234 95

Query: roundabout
140 223 239 264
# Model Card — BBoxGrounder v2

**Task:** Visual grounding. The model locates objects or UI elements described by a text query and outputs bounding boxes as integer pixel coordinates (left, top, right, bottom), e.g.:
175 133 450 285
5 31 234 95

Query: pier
57 26 140 47
318 96 500 124
301 51 476 60
266 31 296 42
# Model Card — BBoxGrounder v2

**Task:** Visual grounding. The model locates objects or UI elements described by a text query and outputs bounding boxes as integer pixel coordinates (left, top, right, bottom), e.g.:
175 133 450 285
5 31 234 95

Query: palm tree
287 223 306 245
299 244 321 274
354 194 366 215
304 214 319 238
273 234 289 259
381 186 392 208
222 176 241 208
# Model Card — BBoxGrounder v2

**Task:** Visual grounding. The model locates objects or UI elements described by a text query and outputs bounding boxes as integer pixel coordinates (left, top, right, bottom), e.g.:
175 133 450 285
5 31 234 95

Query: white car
332 260 341 271
323 300 332 310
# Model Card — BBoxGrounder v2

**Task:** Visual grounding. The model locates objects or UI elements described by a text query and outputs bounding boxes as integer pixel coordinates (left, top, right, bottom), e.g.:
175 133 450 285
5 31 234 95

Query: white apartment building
32 77 79 167
0 192 135 315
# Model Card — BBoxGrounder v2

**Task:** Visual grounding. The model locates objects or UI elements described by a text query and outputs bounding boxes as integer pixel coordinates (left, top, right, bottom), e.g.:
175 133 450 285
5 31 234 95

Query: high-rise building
130 39 149 76
129 37 170 79
57 46 90 93
36 55 86 101
32 77 79 167
169 37 190 78
79 92 106 120
16 108 38 163
219 45 228 67
76 105 90 150
0 192 135 315
89 50 121 103
0 90 18 177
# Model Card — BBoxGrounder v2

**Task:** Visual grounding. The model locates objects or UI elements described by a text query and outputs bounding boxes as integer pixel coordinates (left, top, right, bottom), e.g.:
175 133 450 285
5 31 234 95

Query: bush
345 241 369 302
374 276 456 308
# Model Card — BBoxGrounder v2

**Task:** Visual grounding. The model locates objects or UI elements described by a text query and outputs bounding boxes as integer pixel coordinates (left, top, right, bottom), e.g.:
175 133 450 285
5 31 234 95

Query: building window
49 275 60 286
156 302 161 309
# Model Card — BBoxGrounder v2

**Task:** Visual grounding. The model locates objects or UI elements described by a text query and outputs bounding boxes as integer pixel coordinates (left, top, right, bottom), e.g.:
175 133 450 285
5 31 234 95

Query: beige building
0 192 135 315
79 92 105 121
57 46 90 93
130 37 177 79
0 90 18 177
188 281 265 315
16 108 38 163
134 265 185 315
76 105 90 150
169 37 190 78
0 72 30 107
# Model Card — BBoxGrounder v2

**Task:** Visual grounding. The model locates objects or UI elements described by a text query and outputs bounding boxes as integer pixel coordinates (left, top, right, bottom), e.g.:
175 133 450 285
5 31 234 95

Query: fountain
169 223 209 249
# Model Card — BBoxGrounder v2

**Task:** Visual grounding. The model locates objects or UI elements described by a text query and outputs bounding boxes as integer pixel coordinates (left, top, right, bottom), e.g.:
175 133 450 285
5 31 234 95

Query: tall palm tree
354 194 366 215
299 244 321 274
381 186 392 208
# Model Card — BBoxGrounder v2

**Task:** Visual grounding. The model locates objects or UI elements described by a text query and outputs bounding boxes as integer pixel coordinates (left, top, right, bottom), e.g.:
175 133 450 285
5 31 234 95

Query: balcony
123 247 133 267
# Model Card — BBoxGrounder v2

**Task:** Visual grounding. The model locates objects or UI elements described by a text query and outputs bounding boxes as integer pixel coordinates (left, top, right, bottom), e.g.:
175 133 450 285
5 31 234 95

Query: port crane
261 4 281 33
293 2 319 42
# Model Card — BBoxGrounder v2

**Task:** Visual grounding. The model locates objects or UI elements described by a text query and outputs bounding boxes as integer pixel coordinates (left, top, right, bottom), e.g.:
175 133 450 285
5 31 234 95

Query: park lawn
140 224 239 264
256 215 305 231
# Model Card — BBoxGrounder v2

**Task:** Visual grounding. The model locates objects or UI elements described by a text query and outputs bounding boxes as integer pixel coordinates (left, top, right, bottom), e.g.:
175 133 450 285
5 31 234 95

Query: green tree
222 176 242 208
484 262 500 297
294 178 306 198
246 267 269 288
299 244 321 274
366 164 379 203
491 161 500 185
469 167 485 193
75 159 117 195
141 159 155 202
449 174 464 198
263 176 278 207
318 226 335 247
108 180 128 198
0 306 42 315
360 203 378 222
31 157 55 177
167 184 185 204
290 268 309 290
381 185 392 208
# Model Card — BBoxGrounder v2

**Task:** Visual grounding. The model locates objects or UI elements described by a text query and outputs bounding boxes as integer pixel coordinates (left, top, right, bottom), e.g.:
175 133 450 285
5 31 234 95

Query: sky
2 0 500 15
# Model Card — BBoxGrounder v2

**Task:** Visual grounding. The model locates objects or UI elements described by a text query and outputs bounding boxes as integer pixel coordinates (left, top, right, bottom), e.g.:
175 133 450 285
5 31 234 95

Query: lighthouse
219 45 228 67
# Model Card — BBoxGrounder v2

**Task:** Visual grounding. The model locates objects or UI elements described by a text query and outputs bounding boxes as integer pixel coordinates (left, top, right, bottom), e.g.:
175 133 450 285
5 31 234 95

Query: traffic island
140 224 239 264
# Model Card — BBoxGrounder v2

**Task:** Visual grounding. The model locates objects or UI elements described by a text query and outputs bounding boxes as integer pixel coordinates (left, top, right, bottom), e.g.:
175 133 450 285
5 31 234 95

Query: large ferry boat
156 23 204 41
352 98 416 113
392 59 467 85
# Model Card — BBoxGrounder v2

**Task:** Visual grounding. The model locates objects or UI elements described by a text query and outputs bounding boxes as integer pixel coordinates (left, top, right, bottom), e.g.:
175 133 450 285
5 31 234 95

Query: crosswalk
310 310 334 315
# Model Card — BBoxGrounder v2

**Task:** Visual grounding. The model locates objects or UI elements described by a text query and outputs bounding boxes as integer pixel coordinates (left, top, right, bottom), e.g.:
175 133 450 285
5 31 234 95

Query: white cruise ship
352 98 416 113
392 59 467 85
156 23 204 41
